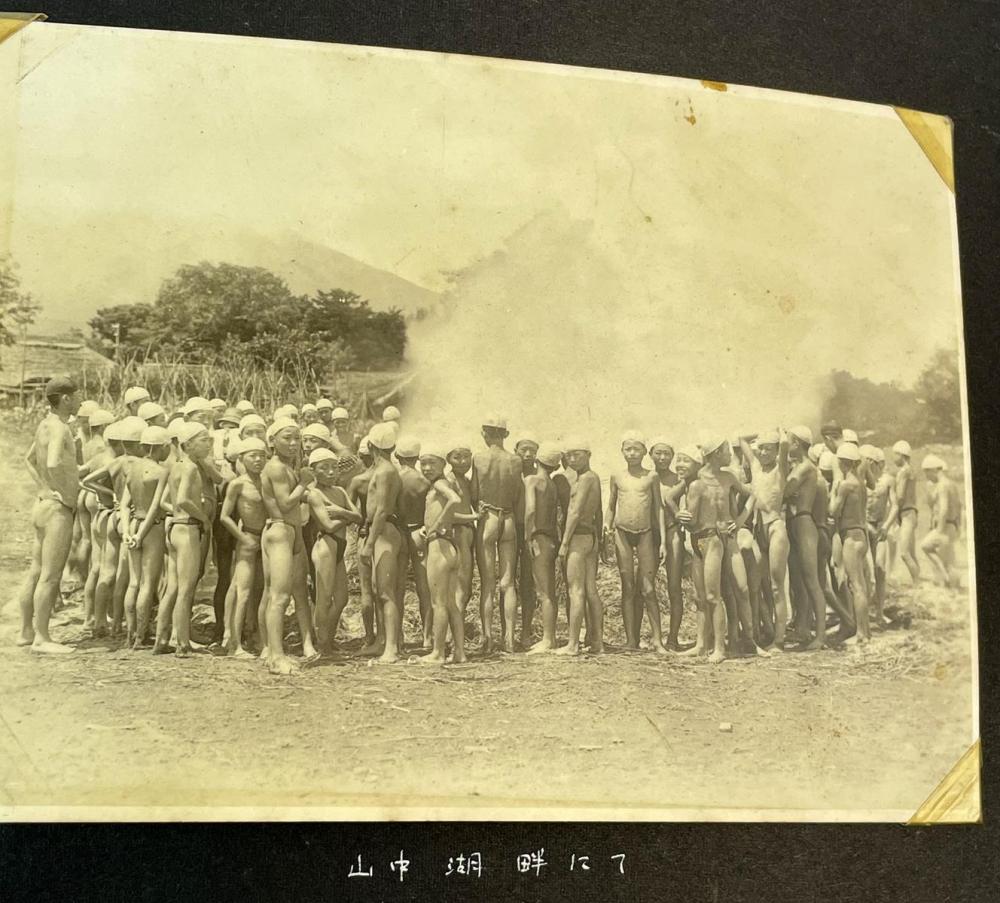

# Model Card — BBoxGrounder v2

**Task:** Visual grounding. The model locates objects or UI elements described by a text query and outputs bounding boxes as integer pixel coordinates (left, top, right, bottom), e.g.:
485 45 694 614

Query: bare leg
171 524 202 656
134 524 165 649
791 518 827 651
260 522 299 673
517 526 536 649
312 538 336 653
124 542 142 647
681 550 708 656
897 510 920 584
497 516 518 652
421 539 455 664
375 524 404 663
455 526 474 622
408 531 433 650
921 529 951 587
445 552 466 663
664 525 685 648
110 526 130 638
153 529 178 653
557 533 591 655
291 539 317 658
842 533 871 644
767 520 790 648
636 530 667 652
614 530 639 649
528 535 557 653
475 512 500 652
702 534 728 663
585 534 604 654
82 511 104 632
358 551 381 655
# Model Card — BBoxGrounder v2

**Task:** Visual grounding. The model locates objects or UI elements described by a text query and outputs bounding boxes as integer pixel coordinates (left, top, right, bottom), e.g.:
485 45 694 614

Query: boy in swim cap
524 442 562 654
605 432 668 653
414 445 479 664
513 435 540 649
396 436 433 651
890 440 921 585
445 439 478 629
348 437 380 653
831 443 871 646
219 438 269 657
920 455 962 589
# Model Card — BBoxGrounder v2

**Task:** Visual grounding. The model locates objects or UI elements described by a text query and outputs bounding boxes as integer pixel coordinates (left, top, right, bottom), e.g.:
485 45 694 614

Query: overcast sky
1 22 960 396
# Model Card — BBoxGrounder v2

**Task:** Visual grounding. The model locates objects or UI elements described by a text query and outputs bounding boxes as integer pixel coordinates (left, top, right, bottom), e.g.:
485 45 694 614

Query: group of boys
16 378 962 674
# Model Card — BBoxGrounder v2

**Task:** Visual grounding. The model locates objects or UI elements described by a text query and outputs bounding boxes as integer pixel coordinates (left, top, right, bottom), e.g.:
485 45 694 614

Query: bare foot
233 647 255 659
302 639 319 659
152 642 175 655
30 639 74 655
527 640 555 655
419 652 446 665
588 643 605 655
707 650 726 664
753 645 772 658
480 637 496 655
375 651 401 664
652 642 670 655
358 641 383 656
681 644 706 657
258 646 270 661
554 644 580 656
268 654 300 675
175 645 192 658
803 637 825 651
449 652 468 664
17 630 34 647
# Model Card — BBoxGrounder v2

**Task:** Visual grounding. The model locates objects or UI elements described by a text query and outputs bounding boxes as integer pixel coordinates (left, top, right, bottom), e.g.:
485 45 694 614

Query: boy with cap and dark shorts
18 377 80 653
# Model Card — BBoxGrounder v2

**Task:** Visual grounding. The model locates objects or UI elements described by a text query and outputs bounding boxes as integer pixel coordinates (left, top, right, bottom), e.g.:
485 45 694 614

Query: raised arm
427 479 463 534
81 461 116 505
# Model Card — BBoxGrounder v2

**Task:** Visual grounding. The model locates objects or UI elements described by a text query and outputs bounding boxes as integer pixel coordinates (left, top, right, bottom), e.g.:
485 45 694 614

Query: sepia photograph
0 17 978 822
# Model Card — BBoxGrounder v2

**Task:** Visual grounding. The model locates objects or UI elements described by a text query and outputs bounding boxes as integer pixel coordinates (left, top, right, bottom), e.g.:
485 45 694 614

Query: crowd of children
16 377 963 675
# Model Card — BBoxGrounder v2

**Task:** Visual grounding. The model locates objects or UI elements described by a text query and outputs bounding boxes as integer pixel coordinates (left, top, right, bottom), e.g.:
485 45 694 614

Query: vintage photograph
0 19 978 821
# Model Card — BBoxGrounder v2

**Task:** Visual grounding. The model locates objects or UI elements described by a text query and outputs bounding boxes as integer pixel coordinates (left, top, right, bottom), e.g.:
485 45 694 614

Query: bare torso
473 446 523 511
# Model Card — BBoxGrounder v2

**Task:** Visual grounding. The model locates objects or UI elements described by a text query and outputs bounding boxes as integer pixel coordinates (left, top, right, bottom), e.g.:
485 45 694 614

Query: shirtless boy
219 437 268 656
864 446 894 624
415 444 479 664
605 432 668 653
120 426 171 649
348 437 379 652
79 409 114 630
473 415 523 653
920 454 962 588
123 386 151 416
396 436 433 650
831 443 871 646
306 448 364 652
513 436 539 648
445 440 478 625
360 422 406 664
524 442 561 654
891 440 921 585
557 438 604 656
740 429 790 650
17 378 81 653
260 418 318 674
649 439 684 650
677 439 759 663
783 426 834 650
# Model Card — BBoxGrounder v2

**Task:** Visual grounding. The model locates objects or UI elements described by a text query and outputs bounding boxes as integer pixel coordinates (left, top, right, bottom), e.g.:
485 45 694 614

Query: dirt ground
0 416 976 819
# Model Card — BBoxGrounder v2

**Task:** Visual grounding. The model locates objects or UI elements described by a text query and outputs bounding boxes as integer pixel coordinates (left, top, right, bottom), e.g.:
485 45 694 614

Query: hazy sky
1 22 960 399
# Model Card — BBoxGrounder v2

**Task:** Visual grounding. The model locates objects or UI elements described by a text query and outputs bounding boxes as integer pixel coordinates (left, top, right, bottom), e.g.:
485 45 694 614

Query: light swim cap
700 437 727 456
239 414 266 433
266 417 299 442
842 428 859 444
140 425 170 446
858 443 877 460
395 435 421 458
316 398 334 410
137 401 166 422
648 436 673 452
808 443 823 464
331 407 349 421
563 436 591 453
757 430 780 446
357 437 371 456
789 425 813 447
218 407 241 426
382 406 401 422
676 444 704 465
166 420 186 442
537 442 563 468
235 399 255 414
183 395 213 415
420 443 448 463
448 438 472 454
482 413 507 430
302 422 333 443
89 409 114 428
515 435 540 451
239 437 267 455
308 448 338 466
621 430 647 449
123 386 151 406
368 422 398 450
836 443 861 462
77 400 99 418
819 451 837 472
921 454 946 471
178 422 208 446
892 440 912 457
120 416 148 442
869 447 885 464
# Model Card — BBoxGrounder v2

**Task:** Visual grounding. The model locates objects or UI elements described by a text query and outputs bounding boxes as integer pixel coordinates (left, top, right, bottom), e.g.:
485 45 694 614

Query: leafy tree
88 302 157 356
0 256 41 346
914 347 962 442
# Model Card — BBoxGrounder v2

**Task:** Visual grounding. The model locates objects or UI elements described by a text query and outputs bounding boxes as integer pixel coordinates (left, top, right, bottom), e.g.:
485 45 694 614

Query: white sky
1 22 960 392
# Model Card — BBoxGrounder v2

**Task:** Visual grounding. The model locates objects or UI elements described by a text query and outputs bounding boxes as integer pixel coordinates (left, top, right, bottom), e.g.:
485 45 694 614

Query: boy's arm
307 491 349 534
119 483 133 543
524 477 538 541
778 430 790 479
176 464 207 523
24 441 43 492
219 480 247 543
362 471 391 555
427 480 462 534
266 460 311 516
881 482 899 535
134 468 170 546
604 474 618 533
559 484 586 555
830 480 847 521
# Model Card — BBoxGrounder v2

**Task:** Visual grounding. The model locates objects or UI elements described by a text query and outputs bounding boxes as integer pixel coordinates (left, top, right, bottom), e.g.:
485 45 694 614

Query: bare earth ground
0 418 975 819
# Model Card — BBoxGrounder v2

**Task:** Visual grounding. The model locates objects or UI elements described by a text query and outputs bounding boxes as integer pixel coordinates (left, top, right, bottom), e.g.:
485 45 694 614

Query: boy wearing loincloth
831 443 871 646
557 438 604 656
524 442 562 654
605 431 668 653
348 437 379 653
445 439 478 625
472 415 523 653
891 440 921 585
219 437 269 657
396 436 433 650
18 378 81 653
513 436 540 649
920 454 962 589
648 438 685 650
414 444 479 664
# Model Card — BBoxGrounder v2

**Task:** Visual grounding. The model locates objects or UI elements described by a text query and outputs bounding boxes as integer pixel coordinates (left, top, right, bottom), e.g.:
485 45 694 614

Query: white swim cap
357 437 371 456
447 438 472 454
563 436 591 453
420 442 448 463
382 405 401 422
120 416 148 442
482 413 508 430
239 437 267 455
537 442 563 468
178 422 208 446
921 454 946 471
89 409 114 428
842 428 859 444
137 401 165 422
789 425 813 447
757 430 780 446
819 450 837 472
300 402 317 413
836 443 861 462
700 436 727 456
858 443 877 460
316 398 334 410
140 425 170 446
266 417 299 442
183 395 213 415
893 440 912 457
677 444 704 465
308 447 338 466
869 447 885 464
239 413 266 433
807 443 824 464
620 430 647 449
331 407 349 421
123 386 151 406
395 435 421 458
77 400 99 418
302 422 333 443
515 435 540 451
235 399 255 414
648 436 673 452
368 422 398 450
104 421 127 442
209 397 226 410
166 419 186 442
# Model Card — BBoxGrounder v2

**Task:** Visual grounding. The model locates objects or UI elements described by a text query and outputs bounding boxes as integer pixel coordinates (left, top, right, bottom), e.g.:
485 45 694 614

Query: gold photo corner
908 739 981 824
894 106 955 193
0 12 46 45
